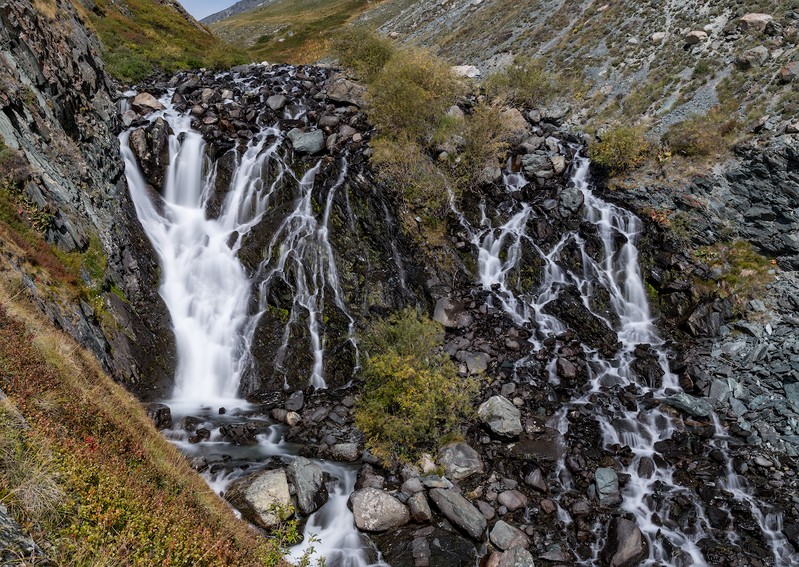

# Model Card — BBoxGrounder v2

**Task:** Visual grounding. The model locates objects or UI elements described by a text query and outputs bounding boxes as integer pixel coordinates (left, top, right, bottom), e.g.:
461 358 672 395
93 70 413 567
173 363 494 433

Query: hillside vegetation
0 258 302 565
210 0 375 64
70 0 247 82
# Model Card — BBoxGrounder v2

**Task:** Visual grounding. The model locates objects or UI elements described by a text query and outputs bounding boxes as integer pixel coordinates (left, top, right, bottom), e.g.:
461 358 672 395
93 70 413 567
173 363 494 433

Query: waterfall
459 151 796 566
120 67 380 566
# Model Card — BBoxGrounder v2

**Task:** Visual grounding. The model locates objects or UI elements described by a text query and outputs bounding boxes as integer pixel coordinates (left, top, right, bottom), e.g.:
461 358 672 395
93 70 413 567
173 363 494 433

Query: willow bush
355 309 477 465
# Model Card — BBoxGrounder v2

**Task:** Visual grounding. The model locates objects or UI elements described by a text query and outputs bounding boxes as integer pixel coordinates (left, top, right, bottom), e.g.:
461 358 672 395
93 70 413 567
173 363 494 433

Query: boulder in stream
287 456 328 515
600 517 648 567
225 468 292 530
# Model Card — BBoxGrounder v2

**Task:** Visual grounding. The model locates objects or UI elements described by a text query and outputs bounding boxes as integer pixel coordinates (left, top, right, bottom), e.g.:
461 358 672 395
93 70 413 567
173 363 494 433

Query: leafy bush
370 137 451 215
331 26 394 82
693 239 774 305
369 47 463 142
588 125 650 174
355 309 477 464
483 56 553 108
663 106 740 157
448 102 512 191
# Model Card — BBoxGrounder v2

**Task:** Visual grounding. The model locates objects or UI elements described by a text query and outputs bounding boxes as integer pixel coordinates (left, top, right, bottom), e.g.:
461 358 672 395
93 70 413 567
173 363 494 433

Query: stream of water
119 65 796 566
458 152 796 566
120 71 383 566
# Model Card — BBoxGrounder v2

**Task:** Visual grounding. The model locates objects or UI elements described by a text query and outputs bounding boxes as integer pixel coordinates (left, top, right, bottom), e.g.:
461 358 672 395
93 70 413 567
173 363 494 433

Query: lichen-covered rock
225 468 292 530
478 396 522 438
350 488 410 532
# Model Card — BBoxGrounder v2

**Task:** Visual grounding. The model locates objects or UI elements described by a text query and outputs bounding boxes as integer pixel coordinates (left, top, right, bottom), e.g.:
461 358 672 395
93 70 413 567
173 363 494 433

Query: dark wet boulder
544 287 619 355
219 423 259 445
600 517 648 567
375 525 477 567
128 118 172 190
287 456 328 515
144 402 172 429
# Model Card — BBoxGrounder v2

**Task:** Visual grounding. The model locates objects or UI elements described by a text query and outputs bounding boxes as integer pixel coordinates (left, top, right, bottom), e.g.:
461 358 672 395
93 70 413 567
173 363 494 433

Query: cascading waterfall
120 69 380 566
459 151 796 566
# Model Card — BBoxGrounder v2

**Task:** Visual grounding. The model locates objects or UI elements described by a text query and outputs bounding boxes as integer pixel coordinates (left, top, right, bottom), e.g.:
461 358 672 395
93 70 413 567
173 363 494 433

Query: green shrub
588 125 650 174
693 239 774 305
663 106 740 157
369 47 463 142
483 56 553 108
370 137 451 216
449 102 512 191
355 309 477 465
330 26 394 82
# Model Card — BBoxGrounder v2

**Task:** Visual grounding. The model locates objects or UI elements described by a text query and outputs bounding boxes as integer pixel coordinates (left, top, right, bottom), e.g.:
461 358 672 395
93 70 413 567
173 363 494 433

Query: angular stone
524 468 547 493
434 297 474 328
225 468 292 530
330 442 359 461
266 94 286 110
131 92 165 114
288 128 325 154
478 396 522 438
600 517 648 567
666 392 714 417
498 545 535 567
497 490 528 512
144 402 172 429
466 352 490 375
325 74 367 106
350 488 410 532
595 467 621 506
490 520 529 550
429 488 487 540
408 492 433 522
438 442 484 481
287 456 328 515
739 13 773 33
684 30 708 45
451 65 481 78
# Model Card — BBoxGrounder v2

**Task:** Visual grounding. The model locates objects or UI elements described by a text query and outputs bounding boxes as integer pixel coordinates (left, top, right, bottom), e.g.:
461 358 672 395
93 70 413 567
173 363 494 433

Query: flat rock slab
429 488 486 540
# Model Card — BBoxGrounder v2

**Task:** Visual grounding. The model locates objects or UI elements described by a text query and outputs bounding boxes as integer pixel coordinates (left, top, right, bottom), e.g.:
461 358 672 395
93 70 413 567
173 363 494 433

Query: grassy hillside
71 0 247 83
0 142 293 564
0 261 295 566
210 0 375 64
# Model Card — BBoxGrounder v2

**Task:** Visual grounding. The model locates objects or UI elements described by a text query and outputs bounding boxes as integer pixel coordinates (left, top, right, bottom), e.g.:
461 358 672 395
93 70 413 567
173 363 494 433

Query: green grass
75 0 247 83
210 0 374 64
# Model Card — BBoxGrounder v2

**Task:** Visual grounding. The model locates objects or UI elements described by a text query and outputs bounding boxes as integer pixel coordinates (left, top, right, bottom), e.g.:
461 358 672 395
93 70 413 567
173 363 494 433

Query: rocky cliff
0 0 175 399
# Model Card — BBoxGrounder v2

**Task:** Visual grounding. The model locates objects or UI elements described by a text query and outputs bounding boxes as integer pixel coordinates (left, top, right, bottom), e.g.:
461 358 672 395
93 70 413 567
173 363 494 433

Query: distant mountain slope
201 0 276 25
72 0 247 82
357 0 799 136
210 0 372 63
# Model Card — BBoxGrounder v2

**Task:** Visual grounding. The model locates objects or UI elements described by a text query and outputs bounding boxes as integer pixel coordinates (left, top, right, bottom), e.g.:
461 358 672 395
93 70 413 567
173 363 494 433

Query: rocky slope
0 0 176 399
202 0 277 25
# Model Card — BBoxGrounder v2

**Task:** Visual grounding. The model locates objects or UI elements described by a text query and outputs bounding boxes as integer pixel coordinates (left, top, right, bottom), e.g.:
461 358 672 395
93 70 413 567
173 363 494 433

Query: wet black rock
375 525 477 567
600 517 648 567
144 403 172 430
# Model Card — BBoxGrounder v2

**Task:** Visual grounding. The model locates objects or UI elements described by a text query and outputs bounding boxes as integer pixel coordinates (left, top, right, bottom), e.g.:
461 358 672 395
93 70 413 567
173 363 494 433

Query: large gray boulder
437 442 484 481
478 396 522 438
325 73 367 106
490 520 529 550
225 468 292 530
429 488 487 540
287 457 328 515
350 488 410 532
131 92 165 114
498 545 535 567
288 128 325 154
433 297 474 329
600 517 648 567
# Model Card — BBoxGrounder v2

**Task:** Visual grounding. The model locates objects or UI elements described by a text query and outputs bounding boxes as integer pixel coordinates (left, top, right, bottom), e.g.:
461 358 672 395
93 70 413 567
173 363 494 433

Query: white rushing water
459 151 795 566
119 74 379 566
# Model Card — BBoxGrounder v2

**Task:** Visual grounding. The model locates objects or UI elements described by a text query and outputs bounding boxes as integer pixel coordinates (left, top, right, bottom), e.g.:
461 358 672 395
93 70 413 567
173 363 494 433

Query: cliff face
0 0 175 400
